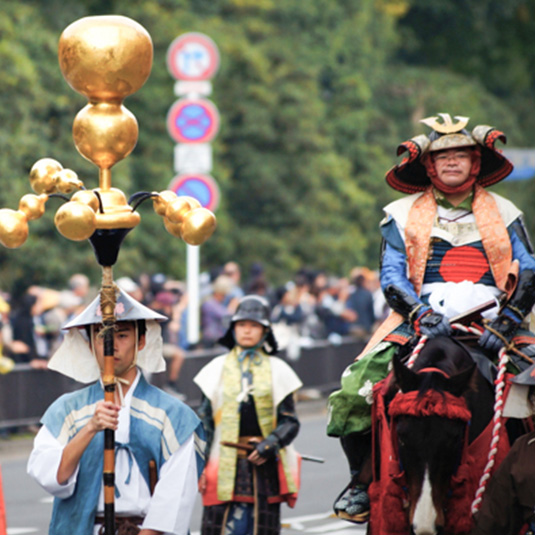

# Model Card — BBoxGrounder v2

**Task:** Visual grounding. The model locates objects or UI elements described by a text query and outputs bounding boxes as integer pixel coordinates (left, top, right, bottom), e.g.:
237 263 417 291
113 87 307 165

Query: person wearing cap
148 288 187 400
471 364 535 535
193 295 303 535
200 275 234 348
327 113 535 522
221 262 245 313
27 287 205 535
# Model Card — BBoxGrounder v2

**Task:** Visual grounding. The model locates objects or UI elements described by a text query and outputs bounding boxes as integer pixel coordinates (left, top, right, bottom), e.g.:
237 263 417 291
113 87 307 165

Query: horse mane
392 336 478 401
411 336 473 374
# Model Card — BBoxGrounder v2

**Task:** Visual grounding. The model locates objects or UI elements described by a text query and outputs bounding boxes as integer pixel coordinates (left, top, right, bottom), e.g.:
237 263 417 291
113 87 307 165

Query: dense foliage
1 0 534 295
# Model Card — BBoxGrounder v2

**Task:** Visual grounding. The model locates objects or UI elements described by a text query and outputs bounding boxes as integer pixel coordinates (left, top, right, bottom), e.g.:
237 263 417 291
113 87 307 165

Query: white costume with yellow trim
194 350 302 506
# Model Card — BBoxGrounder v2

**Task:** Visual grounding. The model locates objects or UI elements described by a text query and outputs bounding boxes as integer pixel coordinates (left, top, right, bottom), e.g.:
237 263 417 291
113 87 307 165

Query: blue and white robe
28 371 205 535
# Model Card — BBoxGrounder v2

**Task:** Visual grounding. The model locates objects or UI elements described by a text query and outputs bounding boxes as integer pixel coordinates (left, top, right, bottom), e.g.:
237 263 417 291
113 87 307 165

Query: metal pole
100 266 116 535
186 244 200 345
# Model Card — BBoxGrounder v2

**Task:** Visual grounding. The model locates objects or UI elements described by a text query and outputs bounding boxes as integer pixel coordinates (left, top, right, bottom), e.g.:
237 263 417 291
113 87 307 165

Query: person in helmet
27 286 205 535
193 295 303 535
327 114 535 522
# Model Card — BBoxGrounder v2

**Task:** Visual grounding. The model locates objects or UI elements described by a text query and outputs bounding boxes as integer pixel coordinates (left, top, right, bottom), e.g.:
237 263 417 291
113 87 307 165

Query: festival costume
472 364 535 535
326 114 535 522
27 288 206 535
194 296 303 535
29 372 204 535
470 430 535 535
328 185 535 436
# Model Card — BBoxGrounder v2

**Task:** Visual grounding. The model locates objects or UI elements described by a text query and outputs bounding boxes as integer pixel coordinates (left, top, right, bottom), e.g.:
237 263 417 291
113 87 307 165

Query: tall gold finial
0 15 216 249
59 15 152 176
55 16 154 231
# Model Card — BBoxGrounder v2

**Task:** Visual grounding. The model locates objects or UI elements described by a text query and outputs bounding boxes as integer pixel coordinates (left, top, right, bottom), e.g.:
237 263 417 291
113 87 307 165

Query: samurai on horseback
327 113 535 533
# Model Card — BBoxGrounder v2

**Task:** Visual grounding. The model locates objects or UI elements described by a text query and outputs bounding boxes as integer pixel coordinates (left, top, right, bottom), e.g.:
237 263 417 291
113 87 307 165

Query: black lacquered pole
89 227 134 535
100 266 116 535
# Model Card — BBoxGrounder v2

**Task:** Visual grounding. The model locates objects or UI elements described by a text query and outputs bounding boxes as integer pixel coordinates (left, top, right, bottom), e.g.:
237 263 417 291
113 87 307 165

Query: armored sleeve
273 393 300 447
197 394 214 458
510 221 535 272
254 394 300 458
510 216 535 255
379 219 420 304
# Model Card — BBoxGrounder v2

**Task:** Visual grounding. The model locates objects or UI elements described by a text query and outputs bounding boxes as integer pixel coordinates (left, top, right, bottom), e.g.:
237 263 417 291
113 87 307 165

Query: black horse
369 335 500 535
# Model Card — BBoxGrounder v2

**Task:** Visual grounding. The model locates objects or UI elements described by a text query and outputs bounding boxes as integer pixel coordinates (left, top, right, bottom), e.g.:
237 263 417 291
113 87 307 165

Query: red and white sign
167 32 220 81
169 173 220 212
167 98 220 144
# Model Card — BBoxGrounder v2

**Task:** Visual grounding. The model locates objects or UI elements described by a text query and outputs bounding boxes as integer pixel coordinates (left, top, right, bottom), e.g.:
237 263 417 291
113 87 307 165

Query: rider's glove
254 434 279 459
479 307 523 353
412 306 452 338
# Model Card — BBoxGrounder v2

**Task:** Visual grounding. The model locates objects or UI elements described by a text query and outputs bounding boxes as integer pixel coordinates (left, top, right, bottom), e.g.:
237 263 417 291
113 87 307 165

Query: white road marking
307 520 363 532
284 511 335 523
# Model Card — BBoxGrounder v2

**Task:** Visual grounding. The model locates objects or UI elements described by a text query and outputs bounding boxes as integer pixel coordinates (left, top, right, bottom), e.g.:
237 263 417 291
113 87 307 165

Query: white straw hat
48 287 167 383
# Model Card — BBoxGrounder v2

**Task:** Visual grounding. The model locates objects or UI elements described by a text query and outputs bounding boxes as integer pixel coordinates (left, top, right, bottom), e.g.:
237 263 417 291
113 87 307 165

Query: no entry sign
169 173 220 212
167 32 220 81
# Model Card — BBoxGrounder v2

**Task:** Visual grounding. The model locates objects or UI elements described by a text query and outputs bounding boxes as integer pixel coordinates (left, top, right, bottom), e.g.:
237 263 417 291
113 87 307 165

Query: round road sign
169 174 220 212
167 98 220 144
167 32 220 81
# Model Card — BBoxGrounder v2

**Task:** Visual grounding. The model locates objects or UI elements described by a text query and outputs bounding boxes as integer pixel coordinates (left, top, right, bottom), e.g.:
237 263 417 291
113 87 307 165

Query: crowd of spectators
0 262 388 437
0 262 389 379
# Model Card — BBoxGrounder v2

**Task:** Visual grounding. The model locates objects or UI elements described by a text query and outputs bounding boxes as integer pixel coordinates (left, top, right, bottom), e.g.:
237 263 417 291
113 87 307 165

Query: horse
368 334 506 535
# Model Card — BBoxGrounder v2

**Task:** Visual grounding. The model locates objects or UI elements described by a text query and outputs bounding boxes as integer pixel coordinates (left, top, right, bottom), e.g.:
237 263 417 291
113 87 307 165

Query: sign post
167 33 221 346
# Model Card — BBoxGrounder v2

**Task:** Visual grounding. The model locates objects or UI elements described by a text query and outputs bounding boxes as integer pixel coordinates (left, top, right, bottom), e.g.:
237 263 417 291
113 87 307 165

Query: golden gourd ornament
181 208 217 245
0 209 29 248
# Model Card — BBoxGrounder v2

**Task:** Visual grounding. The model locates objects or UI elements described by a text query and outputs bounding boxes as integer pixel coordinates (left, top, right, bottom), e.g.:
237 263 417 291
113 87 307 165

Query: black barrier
0 364 82 429
0 337 366 430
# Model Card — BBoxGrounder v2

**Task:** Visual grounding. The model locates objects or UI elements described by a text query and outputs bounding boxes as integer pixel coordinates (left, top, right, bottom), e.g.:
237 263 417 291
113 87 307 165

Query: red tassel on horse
369 379 410 535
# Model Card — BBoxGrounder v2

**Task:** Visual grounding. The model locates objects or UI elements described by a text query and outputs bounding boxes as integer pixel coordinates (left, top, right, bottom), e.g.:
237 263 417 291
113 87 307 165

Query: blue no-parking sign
167 98 220 144
169 174 220 212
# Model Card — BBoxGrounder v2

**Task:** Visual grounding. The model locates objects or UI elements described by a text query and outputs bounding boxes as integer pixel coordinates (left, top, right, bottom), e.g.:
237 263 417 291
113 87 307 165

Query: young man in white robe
27 287 205 535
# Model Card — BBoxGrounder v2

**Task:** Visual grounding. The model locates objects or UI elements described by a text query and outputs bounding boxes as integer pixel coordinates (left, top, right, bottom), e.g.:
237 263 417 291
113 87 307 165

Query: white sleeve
142 434 199 535
27 425 80 499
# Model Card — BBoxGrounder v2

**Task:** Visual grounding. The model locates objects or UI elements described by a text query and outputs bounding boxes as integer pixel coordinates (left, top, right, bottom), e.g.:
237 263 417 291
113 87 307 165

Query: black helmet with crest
385 113 513 194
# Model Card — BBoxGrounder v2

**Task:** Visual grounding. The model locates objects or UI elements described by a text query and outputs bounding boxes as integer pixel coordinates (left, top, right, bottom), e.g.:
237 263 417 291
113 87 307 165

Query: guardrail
0 337 366 430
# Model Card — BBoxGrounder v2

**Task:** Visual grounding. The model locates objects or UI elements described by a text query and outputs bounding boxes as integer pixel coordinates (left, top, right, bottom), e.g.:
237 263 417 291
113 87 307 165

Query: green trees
1 0 533 294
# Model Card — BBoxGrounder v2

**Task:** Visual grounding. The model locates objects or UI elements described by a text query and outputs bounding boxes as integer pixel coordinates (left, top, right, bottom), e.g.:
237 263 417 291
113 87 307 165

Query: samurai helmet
219 295 278 354
231 295 271 327
385 113 513 194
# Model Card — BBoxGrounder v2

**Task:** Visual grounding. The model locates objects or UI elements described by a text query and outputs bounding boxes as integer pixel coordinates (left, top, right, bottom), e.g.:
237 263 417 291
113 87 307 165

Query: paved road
1 399 366 534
